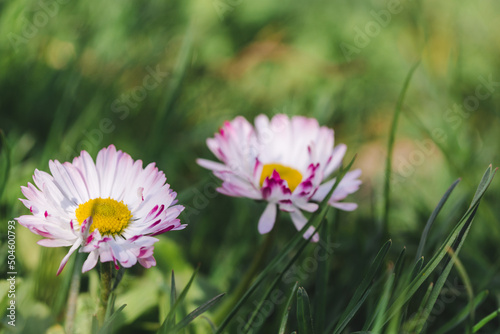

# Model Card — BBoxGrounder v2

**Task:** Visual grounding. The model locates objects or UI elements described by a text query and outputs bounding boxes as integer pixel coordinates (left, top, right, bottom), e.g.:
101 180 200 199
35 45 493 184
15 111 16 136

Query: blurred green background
1 0 500 332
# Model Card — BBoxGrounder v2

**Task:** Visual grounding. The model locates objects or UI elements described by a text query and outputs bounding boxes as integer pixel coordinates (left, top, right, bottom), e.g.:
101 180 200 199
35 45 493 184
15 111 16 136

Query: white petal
57 241 81 275
37 239 74 247
196 159 228 172
331 202 358 211
82 251 99 273
290 210 319 242
258 203 277 234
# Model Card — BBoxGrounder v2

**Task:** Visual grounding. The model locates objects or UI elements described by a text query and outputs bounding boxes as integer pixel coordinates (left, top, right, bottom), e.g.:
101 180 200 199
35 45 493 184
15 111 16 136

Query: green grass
1 0 500 333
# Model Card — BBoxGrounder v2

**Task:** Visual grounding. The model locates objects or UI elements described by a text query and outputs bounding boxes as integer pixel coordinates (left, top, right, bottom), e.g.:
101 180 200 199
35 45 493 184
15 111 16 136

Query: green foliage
2 0 500 333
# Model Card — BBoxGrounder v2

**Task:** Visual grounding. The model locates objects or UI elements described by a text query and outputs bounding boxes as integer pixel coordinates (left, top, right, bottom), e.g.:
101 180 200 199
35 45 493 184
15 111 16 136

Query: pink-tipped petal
57 242 81 275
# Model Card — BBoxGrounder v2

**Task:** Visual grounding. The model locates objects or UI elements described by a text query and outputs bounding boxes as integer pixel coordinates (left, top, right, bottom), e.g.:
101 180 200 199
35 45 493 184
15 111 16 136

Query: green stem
64 253 85 334
98 262 113 326
213 226 277 325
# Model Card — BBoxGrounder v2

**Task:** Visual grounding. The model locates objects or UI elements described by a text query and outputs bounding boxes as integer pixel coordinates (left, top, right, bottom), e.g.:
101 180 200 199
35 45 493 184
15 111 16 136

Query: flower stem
213 226 277 325
98 262 113 326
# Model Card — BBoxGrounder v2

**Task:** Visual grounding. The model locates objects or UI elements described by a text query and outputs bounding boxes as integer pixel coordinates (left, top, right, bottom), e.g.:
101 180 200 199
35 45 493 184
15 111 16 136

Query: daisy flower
16 145 185 275
197 114 361 242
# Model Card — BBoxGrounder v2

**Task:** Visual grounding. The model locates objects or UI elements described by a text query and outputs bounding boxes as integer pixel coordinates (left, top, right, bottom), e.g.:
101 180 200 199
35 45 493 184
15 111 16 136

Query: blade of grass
393 247 407 288
159 265 200 333
331 240 392 334
448 247 474 331
167 270 178 329
434 290 488 334
415 178 461 261
314 215 331 333
243 218 328 333
328 287 372 334
297 287 315 334
415 205 482 332
97 304 127 334
171 293 225 332
383 61 421 236
383 165 496 326
149 26 193 155
279 282 299 334
404 282 433 332
213 225 277 324
473 308 500 333
371 273 396 333
215 156 356 333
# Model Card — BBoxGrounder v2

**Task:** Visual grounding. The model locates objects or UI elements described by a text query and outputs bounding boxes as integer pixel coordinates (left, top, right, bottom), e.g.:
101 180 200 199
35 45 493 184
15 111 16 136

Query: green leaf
435 290 488 334
411 257 424 280
331 240 392 334
171 293 225 332
297 287 314 334
371 273 395 333
314 216 331 333
243 218 327 333
160 265 200 333
279 282 299 334
383 165 496 327
98 304 127 334
415 178 461 261
169 270 178 328
383 61 421 235
473 307 500 333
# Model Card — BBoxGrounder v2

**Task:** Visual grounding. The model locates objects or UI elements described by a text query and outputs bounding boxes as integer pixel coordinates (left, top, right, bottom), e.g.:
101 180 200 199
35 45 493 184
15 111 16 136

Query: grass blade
215 157 356 333
297 287 315 334
329 287 372 334
160 265 200 333
415 178 461 261
473 308 500 333
314 216 331 333
171 293 225 332
383 165 496 326
371 273 395 333
332 240 392 334
383 60 421 235
243 219 327 333
279 282 299 334
435 290 488 334
168 270 178 328
97 304 127 334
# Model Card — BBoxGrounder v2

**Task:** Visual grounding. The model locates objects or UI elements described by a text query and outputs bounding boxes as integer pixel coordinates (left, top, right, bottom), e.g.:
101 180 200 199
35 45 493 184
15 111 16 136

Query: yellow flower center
75 197 132 236
260 163 303 192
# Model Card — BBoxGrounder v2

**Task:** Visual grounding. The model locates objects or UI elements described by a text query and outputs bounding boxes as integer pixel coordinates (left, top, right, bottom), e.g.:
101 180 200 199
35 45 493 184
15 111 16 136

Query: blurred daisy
17 145 185 275
197 114 361 242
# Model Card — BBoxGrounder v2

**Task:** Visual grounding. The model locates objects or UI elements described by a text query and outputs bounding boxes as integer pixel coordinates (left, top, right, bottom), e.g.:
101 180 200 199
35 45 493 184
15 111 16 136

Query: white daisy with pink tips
16 145 186 275
197 114 362 242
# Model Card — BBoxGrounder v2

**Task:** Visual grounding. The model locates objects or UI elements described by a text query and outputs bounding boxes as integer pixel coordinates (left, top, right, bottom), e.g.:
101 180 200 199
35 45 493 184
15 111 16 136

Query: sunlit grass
1 0 500 333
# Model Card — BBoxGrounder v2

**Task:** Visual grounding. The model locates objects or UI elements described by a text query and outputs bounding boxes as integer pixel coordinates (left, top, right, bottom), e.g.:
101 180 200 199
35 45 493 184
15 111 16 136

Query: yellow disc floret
75 197 132 236
260 163 303 192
